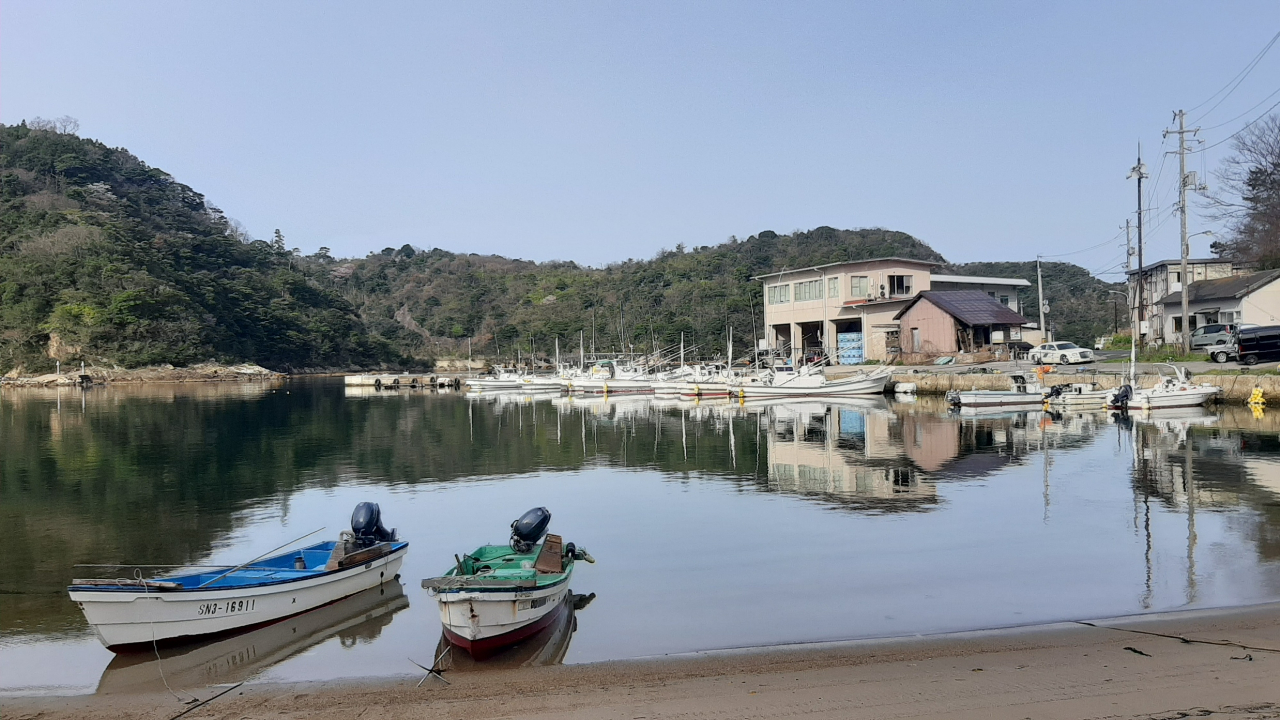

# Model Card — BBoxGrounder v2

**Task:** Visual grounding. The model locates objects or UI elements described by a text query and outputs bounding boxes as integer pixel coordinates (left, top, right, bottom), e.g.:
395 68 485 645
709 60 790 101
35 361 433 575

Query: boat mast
680 332 685 368
727 327 733 376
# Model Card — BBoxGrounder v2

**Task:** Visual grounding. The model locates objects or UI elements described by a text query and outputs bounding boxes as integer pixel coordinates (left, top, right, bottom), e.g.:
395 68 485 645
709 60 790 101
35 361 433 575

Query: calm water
3 380 1280 695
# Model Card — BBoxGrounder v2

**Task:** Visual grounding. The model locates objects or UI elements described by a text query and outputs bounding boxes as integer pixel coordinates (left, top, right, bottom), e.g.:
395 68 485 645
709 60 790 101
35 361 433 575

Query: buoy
1248 387 1266 407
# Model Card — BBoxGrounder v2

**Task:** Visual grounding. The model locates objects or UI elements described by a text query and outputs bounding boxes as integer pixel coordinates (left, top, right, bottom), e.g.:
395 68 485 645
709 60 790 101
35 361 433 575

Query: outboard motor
510 507 551 554
1113 384 1133 412
1045 385 1065 400
351 502 397 548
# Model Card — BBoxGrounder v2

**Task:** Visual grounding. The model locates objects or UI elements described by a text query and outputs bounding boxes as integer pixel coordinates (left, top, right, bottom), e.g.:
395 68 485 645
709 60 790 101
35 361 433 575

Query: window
828 277 840 300
1000 295 1010 307
1221 310 1237 323
1172 271 1181 284
1172 316 1199 332
850 276 870 298
794 279 823 302
888 275 913 296
767 284 790 305
911 328 920 351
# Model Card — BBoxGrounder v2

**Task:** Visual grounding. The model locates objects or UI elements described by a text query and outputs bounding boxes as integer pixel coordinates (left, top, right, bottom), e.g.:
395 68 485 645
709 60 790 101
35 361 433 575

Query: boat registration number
197 599 256 616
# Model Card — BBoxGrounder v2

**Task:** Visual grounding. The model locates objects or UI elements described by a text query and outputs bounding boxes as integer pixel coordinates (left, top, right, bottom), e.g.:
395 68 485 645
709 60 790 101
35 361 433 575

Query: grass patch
1198 368 1280 376
1102 349 1207 364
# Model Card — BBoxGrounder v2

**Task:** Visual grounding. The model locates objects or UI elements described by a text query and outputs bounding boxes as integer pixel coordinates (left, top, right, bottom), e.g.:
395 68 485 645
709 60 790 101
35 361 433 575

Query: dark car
1235 325 1280 365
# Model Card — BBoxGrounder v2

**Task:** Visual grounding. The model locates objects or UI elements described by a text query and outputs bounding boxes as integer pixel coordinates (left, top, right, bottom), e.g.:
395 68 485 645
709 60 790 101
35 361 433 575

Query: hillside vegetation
0 123 398 373
0 123 1119 373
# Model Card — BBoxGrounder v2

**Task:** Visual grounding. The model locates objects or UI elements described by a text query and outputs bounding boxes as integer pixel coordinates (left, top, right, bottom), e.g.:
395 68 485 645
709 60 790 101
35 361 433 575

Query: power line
1037 229 1126 258
1201 84 1280 131
1191 96 1280 154
1188 29 1280 120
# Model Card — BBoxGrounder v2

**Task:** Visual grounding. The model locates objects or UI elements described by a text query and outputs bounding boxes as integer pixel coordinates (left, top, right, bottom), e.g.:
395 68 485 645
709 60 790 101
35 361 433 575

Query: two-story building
1126 258 1237 345
754 258 1033 363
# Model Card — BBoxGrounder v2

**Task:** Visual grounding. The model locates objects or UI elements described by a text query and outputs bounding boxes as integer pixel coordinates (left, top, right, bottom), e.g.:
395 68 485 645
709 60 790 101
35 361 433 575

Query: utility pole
1128 147 1148 349
1125 218 1137 350
1165 110 1200 354
1036 257 1047 343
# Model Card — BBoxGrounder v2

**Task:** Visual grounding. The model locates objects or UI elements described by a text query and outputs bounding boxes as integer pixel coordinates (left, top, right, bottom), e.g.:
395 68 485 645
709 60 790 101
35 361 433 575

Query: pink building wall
897 297 959 354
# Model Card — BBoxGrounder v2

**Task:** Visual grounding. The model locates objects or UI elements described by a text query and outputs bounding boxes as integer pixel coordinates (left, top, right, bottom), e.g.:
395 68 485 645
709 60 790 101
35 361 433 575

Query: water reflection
6 380 1280 694
95 582 408 694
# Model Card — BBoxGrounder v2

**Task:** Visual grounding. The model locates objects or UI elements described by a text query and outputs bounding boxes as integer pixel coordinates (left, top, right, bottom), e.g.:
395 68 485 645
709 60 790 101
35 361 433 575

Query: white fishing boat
1043 382 1109 407
732 364 892 398
68 503 407 651
422 507 593 659
96 583 409 694
676 364 735 398
946 374 1046 408
467 369 563 393
1106 364 1220 410
569 360 653 395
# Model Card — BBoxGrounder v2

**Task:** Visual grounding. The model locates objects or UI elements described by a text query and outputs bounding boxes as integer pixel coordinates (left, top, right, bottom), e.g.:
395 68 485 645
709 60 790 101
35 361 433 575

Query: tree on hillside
1207 113 1280 267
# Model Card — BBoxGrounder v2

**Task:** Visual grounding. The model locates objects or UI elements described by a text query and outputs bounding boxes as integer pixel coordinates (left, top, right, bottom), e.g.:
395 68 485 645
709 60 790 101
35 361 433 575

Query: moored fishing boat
946 373 1045 408
422 507 594 659
569 360 653 395
1043 382 1110 407
68 503 407 651
1105 364 1220 410
732 364 891 398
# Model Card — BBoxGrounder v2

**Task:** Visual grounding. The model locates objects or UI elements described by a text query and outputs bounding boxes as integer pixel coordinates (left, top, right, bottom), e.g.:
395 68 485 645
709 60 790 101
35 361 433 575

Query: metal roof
929 274 1032 287
893 290 1029 326
751 257 942 281
1125 258 1231 275
1155 269 1280 305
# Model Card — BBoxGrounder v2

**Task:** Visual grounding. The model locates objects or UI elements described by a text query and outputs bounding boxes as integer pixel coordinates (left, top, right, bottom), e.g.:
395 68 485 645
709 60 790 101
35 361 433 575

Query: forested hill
945 261 1123 346
339 227 947 362
0 122 397 374
0 123 1117 373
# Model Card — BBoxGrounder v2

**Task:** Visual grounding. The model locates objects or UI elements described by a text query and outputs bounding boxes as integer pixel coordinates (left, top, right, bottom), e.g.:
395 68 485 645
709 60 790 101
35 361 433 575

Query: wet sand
8 603 1280 720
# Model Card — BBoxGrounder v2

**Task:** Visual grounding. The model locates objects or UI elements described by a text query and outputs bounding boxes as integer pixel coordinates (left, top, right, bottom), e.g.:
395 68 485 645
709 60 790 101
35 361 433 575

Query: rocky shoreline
1 361 283 386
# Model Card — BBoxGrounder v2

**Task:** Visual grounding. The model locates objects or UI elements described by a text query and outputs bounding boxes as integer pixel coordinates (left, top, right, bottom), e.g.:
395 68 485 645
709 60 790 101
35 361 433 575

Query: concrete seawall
889 371 1277 402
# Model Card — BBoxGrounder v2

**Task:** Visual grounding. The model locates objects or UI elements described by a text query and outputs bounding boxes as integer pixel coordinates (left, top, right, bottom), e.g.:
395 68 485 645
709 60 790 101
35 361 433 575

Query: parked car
1236 325 1280 365
1189 324 1238 350
1209 343 1238 363
1028 342 1094 365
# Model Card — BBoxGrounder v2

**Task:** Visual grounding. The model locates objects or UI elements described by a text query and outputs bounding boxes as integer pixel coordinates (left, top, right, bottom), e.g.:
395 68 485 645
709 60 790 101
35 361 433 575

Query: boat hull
435 577 571 659
735 371 891 398
678 381 730 398
70 546 407 651
570 379 652 395
1109 388 1220 410
953 391 1045 407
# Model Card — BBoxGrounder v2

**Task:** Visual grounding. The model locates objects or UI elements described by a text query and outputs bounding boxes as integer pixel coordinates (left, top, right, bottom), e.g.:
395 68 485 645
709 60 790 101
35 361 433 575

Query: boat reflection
95 582 409 694
434 592 594 672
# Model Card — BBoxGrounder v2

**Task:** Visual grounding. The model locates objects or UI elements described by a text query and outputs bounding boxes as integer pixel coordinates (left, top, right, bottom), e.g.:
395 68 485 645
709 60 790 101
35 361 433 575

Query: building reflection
739 398 1104 513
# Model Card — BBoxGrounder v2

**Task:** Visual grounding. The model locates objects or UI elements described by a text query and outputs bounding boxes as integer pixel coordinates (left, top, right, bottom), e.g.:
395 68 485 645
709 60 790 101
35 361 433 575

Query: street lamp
1178 231 1215 353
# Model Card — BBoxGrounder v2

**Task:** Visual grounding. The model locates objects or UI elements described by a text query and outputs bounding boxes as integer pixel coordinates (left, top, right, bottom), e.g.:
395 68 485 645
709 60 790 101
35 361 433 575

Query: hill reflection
6 380 1280 640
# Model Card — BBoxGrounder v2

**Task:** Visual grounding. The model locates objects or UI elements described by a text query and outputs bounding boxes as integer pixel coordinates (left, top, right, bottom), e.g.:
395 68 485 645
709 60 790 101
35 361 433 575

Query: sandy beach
8 602 1279 720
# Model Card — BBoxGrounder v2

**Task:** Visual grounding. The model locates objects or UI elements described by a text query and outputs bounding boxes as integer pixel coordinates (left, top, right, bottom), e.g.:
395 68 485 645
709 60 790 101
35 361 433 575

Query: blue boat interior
70 541 408 592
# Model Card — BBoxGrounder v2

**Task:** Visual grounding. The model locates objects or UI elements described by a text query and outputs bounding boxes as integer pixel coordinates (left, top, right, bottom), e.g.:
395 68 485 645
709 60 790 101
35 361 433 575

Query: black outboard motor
351 502 397 548
1045 385 1065 400
511 507 551 553
1113 384 1133 412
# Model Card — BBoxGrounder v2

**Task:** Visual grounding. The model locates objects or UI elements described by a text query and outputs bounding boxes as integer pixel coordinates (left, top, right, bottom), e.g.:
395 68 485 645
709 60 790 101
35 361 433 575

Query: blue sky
3 2 1279 276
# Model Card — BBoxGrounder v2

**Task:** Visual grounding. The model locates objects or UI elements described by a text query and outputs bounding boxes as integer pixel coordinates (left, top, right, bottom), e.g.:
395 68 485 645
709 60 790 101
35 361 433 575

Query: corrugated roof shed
893 290 1028 326
1156 269 1280 305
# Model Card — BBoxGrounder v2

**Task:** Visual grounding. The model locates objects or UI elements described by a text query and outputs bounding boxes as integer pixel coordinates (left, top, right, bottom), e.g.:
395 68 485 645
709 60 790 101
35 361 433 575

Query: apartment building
1126 258 1239 344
